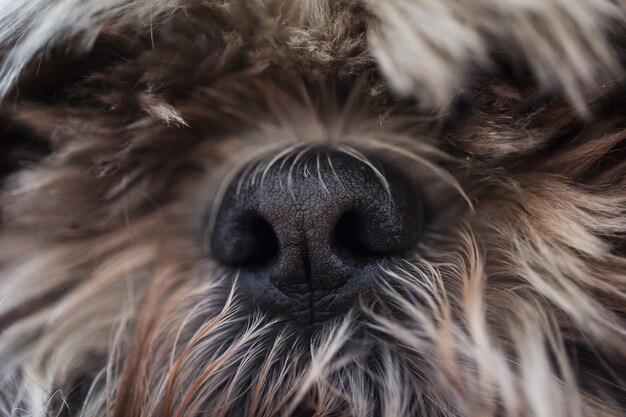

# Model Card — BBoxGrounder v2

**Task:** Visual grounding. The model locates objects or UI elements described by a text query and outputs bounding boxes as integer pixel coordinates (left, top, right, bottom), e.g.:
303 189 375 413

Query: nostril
242 216 279 267
333 210 383 261
212 212 279 268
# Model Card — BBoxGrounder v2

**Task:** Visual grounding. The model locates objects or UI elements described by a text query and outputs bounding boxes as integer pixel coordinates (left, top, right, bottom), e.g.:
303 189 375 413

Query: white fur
366 0 626 109
0 0 184 96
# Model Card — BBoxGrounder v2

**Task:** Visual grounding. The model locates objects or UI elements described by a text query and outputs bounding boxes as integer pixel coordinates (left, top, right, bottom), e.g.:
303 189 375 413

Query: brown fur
1 1 626 416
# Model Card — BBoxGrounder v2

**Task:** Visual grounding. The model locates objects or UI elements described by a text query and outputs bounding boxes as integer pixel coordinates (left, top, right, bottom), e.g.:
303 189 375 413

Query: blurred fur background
1 0 626 416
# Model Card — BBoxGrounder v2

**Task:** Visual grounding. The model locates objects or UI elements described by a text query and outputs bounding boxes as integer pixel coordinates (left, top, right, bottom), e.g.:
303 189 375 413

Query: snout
210 150 424 325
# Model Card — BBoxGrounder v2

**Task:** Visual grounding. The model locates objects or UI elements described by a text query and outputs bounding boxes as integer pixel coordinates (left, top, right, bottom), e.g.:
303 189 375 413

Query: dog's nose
210 151 422 325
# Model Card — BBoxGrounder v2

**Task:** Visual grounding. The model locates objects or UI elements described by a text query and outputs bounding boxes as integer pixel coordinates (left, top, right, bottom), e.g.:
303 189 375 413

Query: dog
1 0 625 416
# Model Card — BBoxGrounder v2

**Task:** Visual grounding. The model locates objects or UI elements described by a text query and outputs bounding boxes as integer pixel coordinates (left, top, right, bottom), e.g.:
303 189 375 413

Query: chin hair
1 1 626 417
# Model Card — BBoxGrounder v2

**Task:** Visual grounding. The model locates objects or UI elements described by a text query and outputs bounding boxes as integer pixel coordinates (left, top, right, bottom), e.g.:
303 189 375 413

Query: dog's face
1 1 626 416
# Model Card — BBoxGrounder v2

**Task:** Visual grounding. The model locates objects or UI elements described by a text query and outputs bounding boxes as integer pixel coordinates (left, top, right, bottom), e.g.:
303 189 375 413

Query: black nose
210 151 422 325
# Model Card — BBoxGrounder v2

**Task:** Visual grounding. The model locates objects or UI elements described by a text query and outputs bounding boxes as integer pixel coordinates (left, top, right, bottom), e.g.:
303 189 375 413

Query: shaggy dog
1 0 626 416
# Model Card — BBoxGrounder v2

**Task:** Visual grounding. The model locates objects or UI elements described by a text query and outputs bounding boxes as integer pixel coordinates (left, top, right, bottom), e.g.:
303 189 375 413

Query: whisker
337 144 392 199
316 152 330 196
259 143 306 190
362 138 474 211
287 145 313 202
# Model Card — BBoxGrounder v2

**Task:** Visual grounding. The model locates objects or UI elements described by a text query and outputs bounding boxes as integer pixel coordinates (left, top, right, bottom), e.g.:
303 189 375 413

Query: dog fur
1 1 626 416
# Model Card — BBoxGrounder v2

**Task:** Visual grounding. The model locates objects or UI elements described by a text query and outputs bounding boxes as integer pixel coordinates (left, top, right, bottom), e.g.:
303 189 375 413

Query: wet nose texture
210 152 423 326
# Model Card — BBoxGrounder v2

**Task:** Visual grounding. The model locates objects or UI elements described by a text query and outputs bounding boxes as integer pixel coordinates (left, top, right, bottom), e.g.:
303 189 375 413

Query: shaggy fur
1 0 626 416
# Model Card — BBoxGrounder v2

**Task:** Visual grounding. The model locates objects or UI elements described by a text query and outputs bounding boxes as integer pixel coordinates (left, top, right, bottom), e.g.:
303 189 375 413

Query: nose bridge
254 158 356 293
